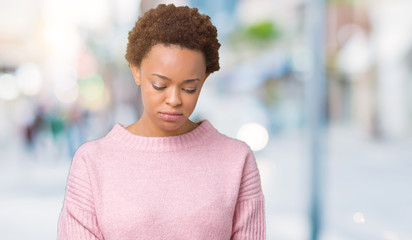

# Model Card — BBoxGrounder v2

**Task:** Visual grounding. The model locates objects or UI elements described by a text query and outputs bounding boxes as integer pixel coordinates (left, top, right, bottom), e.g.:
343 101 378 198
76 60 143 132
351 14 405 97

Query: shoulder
75 137 108 158
216 132 252 153
203 122 255 169
68 130 116 178
206 121 253 154
72 127 117 162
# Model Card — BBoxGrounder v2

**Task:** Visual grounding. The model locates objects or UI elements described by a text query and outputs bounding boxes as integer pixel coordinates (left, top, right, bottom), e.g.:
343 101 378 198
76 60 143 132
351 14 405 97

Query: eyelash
184 88 197 94
152 84 196 94
152 85 166 91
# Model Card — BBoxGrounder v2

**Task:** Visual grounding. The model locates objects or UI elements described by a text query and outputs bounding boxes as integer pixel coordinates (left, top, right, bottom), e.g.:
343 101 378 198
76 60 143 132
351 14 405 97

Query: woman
58 4 265 240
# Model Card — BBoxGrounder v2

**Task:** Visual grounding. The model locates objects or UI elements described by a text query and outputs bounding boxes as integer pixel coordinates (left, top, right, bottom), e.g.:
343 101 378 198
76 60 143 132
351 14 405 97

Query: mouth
159 112 184 121
160 111 183 115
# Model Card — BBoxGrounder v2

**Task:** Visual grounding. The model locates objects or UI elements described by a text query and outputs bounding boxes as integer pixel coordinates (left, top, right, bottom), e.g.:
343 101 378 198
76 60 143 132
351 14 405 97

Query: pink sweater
58 120 265 240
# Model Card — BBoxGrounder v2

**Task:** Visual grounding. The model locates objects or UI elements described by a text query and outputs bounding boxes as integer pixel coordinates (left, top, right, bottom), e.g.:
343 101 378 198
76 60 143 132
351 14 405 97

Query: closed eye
152 83 197 93
183 88 197 94
152 84 166 90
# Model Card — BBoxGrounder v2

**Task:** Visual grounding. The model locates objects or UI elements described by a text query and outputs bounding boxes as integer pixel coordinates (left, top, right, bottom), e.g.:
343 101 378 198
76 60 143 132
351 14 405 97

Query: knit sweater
58 120 265 240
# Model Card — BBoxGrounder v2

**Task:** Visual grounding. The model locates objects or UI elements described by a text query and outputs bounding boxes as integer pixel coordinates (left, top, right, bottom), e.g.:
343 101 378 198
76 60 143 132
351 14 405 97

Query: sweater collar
107 120 218 152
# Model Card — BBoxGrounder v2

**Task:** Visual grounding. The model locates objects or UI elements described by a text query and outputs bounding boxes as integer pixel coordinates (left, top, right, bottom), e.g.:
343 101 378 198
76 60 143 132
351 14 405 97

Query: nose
165 87 182 107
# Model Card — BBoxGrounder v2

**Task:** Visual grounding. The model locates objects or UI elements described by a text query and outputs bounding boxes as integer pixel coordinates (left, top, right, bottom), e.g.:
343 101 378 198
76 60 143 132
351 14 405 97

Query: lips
159 112 184 121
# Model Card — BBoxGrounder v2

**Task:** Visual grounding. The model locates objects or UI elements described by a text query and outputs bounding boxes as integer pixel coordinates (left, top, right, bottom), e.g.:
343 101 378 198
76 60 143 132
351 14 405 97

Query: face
130 44 208 136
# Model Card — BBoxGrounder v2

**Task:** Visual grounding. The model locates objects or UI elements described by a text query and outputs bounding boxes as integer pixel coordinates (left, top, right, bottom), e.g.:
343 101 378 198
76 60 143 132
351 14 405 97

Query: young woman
58 4 265 240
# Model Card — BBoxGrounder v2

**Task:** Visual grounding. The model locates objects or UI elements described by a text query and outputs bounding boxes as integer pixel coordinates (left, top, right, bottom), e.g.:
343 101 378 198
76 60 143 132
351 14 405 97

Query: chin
157 120 187 132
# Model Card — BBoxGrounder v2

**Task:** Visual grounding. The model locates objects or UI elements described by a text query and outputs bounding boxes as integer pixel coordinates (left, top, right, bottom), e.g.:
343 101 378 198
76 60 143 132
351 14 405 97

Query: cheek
141 87 162 108
183 94 201 112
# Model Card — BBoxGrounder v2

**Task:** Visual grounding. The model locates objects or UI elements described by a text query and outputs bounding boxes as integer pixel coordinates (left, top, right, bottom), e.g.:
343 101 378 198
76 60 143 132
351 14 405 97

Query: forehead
141 44 206 76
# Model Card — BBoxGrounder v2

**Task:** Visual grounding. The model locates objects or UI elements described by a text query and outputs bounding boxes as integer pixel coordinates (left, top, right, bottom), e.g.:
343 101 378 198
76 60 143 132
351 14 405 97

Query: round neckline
107 120 218 152
125 120 200 138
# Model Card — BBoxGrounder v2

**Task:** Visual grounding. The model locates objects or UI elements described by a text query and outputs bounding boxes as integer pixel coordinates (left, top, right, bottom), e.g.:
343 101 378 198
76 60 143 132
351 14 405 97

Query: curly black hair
125 4 220 74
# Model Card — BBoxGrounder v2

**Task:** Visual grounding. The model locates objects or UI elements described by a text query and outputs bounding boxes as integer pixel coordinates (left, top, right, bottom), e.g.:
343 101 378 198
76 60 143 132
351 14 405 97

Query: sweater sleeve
58 147 104 240
231 149 266 240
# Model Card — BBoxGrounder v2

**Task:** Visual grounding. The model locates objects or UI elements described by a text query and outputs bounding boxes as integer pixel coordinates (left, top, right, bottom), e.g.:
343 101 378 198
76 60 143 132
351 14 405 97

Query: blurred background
0 0 411 239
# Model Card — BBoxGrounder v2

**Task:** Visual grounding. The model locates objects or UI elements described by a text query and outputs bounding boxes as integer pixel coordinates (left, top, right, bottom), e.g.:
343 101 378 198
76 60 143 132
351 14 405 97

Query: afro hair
125 4 221 74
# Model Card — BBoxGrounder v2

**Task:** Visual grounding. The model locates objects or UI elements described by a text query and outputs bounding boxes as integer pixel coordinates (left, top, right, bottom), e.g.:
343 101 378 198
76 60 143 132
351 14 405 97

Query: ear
130 64 141 86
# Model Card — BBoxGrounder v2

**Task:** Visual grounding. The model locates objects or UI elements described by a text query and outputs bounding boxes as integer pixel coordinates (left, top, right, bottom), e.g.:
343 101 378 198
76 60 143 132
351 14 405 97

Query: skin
126 44 209 137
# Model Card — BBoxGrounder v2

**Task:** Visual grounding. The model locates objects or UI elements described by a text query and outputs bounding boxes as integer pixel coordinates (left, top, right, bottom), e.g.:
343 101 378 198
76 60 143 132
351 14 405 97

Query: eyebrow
151 73 200 83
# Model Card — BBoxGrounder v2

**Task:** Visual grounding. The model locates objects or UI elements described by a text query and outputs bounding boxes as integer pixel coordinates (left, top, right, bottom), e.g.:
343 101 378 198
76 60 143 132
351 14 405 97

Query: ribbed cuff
232 195 266 240
58 203 103 240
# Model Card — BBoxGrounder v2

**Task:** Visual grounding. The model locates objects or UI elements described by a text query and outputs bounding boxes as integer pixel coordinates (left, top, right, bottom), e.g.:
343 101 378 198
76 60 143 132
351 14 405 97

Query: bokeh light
353 212 366 224
79 74 104 101
237 122 269 151
0 73 20 101
51 65 78 91
77 74 109 110
16 63 43 96
54 83 79 105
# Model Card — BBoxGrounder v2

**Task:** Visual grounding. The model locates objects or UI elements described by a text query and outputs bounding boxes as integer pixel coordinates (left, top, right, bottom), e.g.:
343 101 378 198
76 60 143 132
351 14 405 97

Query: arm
231 149 266 240
58 147 104 240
